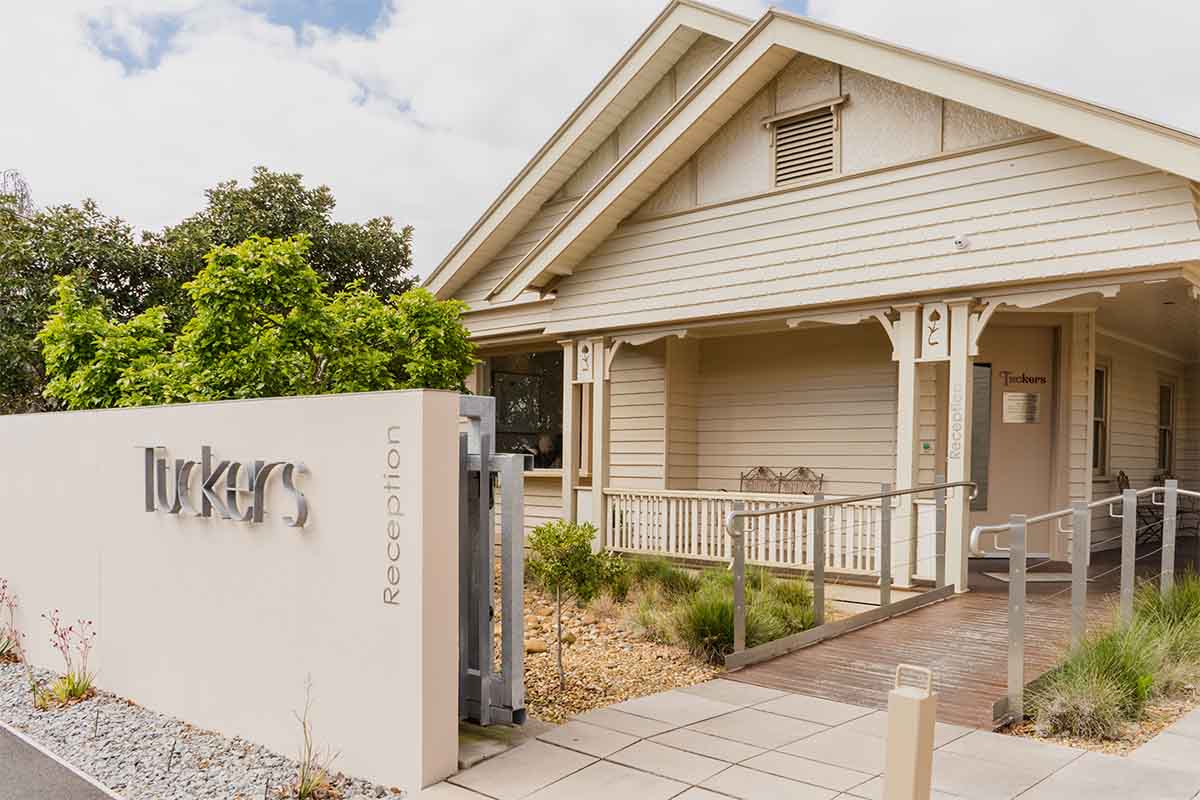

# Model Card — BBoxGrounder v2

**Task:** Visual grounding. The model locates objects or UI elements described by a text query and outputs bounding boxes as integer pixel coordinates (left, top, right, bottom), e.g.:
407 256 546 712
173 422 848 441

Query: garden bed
1007 575 1200 754
0 662 397 800
514 554 818 724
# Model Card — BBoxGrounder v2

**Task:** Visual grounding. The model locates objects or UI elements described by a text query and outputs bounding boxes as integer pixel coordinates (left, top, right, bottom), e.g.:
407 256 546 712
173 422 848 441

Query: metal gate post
813 492 826 627
476 433 493 725
498 454 525 718
1120 489 1136 625
934 474 947 589
1162 480 1178 594
879 483 892 607
1007 514 1027 722
1070 501 1090 648
731 501 746 654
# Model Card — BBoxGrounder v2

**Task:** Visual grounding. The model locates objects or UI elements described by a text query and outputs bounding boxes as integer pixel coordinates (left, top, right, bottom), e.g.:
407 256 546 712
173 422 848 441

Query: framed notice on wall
1003 392 1041 424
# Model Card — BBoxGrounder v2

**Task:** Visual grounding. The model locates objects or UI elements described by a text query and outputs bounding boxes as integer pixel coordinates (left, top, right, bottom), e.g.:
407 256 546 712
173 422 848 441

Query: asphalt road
0 725 115 800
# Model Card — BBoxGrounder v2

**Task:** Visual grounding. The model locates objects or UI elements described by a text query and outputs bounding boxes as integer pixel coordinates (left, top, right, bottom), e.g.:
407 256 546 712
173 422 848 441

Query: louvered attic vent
768 96 844 186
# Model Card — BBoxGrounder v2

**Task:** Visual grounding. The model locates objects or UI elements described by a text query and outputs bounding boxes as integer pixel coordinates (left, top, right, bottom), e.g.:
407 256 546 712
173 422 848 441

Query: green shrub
1135 574 1200 628
628 586 672 643
629 557 701 597
1029 620 1161 736
595 551 632 602
672 571 815 664
527 520 604 688
1029 665 1129 740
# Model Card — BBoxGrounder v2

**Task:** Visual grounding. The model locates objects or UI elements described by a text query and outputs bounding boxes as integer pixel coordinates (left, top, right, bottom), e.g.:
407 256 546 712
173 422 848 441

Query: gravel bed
1007 688 1200 755
516 587 720 724
0 662 398 799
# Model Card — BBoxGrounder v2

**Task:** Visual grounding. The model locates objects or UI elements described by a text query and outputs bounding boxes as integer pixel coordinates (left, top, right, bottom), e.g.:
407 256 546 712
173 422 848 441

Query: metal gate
459 395 526 725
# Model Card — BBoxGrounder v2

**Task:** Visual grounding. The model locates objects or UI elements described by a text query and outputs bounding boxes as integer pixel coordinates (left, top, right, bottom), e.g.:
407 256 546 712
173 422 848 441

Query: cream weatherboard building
426 1 1200 592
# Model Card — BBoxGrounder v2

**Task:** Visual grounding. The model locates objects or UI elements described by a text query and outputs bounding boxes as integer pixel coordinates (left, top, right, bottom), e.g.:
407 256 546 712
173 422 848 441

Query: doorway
970 326 1057 556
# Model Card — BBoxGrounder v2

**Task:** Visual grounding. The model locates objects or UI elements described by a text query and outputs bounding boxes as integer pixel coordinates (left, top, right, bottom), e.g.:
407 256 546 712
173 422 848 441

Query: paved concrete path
0 724 116 800
429 680 1200 799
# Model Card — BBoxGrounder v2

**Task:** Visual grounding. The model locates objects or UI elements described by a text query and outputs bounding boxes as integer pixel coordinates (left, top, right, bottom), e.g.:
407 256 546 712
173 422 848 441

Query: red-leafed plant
37 610 96 708
0 578 20 663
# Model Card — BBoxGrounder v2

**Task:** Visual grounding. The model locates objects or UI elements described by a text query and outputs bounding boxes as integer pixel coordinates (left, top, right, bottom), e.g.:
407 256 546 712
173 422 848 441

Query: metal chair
1116 471 1163 544
779 466 823 495
739 466 780 493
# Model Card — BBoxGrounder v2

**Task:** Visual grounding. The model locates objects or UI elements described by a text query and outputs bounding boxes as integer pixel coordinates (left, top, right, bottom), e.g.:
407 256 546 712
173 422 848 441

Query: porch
474 269 1200 597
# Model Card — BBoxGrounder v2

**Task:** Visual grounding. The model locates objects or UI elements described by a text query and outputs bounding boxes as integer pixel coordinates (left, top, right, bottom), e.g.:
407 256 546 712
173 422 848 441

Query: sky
2 0 1197 278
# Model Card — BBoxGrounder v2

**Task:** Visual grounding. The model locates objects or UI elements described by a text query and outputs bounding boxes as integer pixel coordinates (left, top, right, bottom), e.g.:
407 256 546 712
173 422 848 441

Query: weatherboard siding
545 137 1200 334
690 326 897 496
609 342 668 490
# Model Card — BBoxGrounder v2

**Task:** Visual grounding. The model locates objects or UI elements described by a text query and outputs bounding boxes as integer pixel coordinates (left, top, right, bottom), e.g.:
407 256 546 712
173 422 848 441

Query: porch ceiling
1095 276 1200 362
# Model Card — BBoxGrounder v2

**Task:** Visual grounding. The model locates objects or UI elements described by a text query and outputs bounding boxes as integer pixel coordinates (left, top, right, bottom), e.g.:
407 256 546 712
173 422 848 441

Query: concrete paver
438 684 1200 800
704 763 840 800
536 720 638 758
754 694 874 726
611 689 739 726
649 727 766 763
678 678 785 707
688 707 827 749
1016 750 1200 800
573 706 675 737
446 740 593 800
607 739 727 784
523 759 687 800
740 750 875 792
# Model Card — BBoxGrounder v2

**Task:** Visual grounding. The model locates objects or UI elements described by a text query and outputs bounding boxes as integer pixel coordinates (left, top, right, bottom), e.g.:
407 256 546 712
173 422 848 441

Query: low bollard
884 664 936 800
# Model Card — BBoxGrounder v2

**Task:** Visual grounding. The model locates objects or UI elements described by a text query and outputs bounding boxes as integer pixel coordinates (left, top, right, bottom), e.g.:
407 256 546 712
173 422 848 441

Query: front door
970 326 1056 556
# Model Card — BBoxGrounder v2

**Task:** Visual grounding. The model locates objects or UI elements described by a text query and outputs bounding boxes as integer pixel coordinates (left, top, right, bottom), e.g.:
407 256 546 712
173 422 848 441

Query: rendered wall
0 390 460 791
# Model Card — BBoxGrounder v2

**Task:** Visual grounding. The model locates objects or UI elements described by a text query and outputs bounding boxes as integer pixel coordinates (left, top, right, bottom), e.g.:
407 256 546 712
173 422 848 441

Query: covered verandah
472 266 1200 596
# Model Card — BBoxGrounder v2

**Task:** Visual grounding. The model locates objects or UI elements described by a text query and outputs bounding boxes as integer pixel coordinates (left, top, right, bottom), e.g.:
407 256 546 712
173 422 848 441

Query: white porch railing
603 488 887 575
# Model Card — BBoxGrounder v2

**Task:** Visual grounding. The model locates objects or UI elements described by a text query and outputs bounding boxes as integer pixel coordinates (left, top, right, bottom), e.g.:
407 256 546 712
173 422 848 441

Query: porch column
560 339 579 523
892 304 922 588
591 337 610 549
945 299 976 592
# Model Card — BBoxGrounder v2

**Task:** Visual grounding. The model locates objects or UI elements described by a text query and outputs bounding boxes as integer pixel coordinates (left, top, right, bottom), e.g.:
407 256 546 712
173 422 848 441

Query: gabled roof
423 1 751 300
473 5 1200 304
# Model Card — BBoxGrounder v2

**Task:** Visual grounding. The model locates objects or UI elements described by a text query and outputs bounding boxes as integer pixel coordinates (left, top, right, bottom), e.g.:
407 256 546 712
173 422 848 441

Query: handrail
723 479 978 535
968 484 1185 554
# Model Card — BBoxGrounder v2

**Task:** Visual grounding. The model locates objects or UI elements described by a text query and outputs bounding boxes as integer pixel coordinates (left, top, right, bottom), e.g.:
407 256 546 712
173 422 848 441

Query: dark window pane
1093 421 1105 471
490 351 564 467
1160 385 1173 427
1094 369 1105 418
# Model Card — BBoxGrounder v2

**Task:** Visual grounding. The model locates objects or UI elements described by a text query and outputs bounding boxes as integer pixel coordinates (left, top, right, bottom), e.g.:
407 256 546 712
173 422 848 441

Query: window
1093 366 1109 474
970 363 992 511
489 351 563 469
1158 381 1176 473
768 97 843 186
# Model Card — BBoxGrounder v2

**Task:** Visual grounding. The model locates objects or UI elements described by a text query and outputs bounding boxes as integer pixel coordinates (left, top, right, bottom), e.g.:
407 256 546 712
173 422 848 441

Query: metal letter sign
142 445 309 527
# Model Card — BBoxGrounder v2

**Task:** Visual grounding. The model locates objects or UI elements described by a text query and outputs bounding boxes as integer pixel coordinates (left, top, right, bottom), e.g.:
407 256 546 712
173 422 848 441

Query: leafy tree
39 235 474 409
148 167 414 322
527 520 603 689
0 167 415 414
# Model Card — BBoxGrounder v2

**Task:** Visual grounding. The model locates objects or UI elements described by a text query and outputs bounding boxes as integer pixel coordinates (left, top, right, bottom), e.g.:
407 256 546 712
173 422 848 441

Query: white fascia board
769 11 1200 182
489 16 785 303
423 2 750 299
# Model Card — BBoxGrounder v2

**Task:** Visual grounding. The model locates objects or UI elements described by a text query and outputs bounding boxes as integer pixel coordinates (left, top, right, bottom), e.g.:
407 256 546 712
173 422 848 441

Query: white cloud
1 0 1195 280
806 0 1200 137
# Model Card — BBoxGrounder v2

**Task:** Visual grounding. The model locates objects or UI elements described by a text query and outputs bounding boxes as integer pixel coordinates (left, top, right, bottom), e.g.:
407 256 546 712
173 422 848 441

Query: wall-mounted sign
998 370 1047 387
1002 392 1041 424
142 445 309 526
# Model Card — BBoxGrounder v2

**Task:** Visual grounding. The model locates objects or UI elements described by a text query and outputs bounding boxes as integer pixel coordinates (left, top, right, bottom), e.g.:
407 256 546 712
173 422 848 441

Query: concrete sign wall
0 390 460 791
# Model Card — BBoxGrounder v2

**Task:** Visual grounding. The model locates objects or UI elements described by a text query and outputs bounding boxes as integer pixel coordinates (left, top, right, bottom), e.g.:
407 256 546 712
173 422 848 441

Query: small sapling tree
527 520 602 689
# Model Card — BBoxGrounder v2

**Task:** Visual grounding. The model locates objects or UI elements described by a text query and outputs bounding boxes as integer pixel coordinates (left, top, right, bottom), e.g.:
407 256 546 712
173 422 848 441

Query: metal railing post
880 483 892 607
731 500 746 654
1070 501 1090 648
934 474 947 589
1163 479 1178 594
1008 514 1027 722
1120 489 1136 625
813 492 826 627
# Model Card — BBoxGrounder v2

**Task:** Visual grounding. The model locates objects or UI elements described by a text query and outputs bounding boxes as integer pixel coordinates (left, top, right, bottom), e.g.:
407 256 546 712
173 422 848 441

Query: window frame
1157 378 1177 475
1092 362 1110 477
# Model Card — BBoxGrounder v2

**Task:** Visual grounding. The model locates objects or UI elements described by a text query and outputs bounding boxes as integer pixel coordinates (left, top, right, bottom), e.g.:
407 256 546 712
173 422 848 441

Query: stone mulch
0 661 396 800
513 586 720 724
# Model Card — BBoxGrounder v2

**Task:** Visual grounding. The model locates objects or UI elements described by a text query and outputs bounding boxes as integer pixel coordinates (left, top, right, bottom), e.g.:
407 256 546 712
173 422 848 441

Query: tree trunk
556 585 564 690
